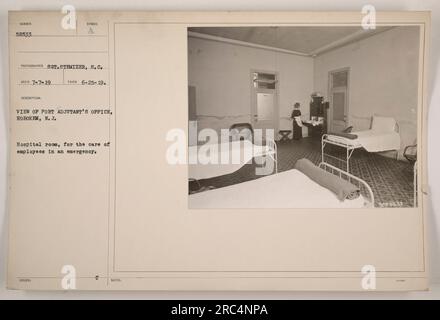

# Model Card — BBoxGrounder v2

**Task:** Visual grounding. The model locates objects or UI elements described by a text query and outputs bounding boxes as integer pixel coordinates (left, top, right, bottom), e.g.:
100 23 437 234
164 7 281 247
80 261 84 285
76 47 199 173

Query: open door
251 71 278 139
329 69 349 133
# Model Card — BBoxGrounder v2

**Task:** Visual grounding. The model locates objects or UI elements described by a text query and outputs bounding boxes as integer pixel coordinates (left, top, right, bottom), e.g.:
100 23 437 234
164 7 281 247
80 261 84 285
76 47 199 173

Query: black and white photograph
2 4 437 296
187 26 420 209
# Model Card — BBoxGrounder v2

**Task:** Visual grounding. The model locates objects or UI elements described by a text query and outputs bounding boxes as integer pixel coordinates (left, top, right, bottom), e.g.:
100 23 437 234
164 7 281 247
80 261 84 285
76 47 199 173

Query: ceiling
188 26 392 56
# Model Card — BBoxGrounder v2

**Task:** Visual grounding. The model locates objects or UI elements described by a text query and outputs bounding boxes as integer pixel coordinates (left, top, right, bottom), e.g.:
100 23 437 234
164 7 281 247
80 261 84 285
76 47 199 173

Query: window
252 72 276 89
331 71 348 88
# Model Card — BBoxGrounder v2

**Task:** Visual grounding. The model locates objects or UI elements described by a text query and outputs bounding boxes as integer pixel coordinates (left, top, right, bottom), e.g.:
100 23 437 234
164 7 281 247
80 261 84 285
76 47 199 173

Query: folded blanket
328 131 358 139
294 158 360 201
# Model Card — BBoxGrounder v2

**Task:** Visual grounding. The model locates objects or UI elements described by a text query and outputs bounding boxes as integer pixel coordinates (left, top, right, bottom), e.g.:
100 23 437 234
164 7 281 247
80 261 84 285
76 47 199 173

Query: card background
1 0 440 299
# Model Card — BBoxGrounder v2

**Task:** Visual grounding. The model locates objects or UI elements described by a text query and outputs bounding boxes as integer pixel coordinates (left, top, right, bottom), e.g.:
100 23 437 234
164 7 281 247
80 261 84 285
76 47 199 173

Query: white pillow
371 116 396 132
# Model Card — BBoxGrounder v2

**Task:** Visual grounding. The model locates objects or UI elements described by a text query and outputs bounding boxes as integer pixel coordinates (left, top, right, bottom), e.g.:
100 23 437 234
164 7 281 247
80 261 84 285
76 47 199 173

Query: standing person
291 102 303 140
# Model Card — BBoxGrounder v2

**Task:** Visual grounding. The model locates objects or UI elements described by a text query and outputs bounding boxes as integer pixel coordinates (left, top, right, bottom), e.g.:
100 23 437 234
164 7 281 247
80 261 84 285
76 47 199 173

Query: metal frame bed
321 133 360 173
318 161 374 207
321 118 400 173
188 138 278 180
253 138 278 174
189 161 375 208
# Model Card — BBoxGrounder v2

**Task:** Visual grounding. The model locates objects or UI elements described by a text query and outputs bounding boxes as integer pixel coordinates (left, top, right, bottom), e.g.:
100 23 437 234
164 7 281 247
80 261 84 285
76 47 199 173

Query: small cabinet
306 95 329 138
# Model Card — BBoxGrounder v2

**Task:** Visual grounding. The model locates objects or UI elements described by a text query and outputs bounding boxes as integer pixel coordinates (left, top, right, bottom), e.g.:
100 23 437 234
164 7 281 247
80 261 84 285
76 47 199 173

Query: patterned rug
189 137 415 208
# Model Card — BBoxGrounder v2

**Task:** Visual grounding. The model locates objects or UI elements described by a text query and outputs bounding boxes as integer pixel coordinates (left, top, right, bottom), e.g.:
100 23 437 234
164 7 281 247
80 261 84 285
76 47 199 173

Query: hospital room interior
187 26 419 209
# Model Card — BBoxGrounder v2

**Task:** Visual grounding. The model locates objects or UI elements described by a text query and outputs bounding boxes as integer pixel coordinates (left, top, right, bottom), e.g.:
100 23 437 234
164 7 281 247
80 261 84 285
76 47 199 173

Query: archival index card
7 11 430 291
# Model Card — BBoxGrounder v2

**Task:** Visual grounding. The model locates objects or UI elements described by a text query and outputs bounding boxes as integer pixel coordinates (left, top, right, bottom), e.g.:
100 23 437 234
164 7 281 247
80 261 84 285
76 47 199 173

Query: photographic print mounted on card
8 10 429 291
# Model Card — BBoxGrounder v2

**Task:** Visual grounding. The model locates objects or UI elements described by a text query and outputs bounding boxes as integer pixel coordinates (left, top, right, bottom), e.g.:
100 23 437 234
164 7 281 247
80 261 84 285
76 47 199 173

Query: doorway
329 68 349 133
251 71 278 139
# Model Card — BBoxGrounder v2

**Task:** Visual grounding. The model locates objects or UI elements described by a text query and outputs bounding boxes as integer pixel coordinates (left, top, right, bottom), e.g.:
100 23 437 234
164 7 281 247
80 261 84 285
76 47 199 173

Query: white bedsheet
326 130 401 152
188 140 275 180
189 169 367 209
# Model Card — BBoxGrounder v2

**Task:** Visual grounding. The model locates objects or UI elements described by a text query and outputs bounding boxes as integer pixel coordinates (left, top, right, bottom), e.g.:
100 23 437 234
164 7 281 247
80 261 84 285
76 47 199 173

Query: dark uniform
291 109 302 140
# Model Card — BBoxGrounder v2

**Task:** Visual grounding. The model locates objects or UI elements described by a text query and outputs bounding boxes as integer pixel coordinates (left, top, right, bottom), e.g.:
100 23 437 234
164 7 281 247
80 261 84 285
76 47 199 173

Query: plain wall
314 26 420 158
188 36 314 138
